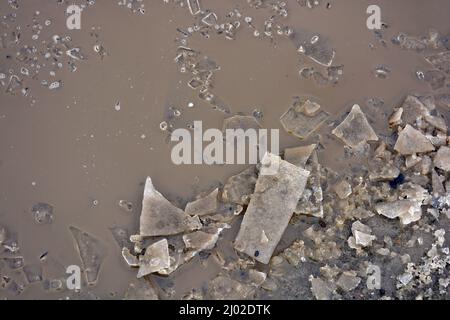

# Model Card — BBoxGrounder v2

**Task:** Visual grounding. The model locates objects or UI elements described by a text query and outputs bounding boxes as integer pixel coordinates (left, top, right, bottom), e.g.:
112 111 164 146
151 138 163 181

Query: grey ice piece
399 95 434 125
201 12 218 26
122 247 139 267
137 239 170 278
69 226 106 286
375 200 422 225
280 101 329 140
394 124 435 155
183 230 219 251
185 188 219 216
139 177 202 237
222 166 258 205
434 146 450 171
336 271 361 292
349 221 376 247
31 202 54 224
332 104 378 148
290 31 335 66
333 180 352 199
368 160 400 181
48 80 62 90
284 144 316 167
187 0 201 16
310 277 336 300
295 151 323 218
234 153 310 264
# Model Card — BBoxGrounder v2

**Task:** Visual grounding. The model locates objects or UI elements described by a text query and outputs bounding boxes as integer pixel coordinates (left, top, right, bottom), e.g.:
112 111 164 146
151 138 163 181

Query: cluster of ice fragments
117 90 450 300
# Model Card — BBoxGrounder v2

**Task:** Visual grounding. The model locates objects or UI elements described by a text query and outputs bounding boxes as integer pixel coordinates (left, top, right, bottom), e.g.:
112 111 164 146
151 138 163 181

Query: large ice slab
234 153 310 264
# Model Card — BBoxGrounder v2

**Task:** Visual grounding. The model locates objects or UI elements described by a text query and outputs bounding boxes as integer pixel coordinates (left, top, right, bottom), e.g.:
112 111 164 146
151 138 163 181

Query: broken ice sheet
122 247 139 267
137 239 170 278
333 179 352 200
222 166 258 205
201 12 218 27
294 151 323 218
183 230 219 251
69 226 106 286
31 202 54 224
399 95 433 125
139 177 201 237
310 276 336 300
187 0 202 16
290 31 335 66
185 188 219 216
234 153 310 264
348 221 376 248
284 144 316 168
434 146 450 171
368 159 400 181
336 271 361 292
280 99 329 140
375 200 422 225
332 104 378 148
394 124 435 155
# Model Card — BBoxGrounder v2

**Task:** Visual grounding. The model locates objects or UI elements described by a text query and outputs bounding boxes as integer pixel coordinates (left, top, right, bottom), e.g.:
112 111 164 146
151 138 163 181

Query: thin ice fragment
185 188 219 216
31 202 54 224
139 177 202 236
434 146 450 171
137 239 170 278
69 226 106 286
332 104 378 148
222 167 258 205
394 124 435 155
280 100 329 140
284 144 316 167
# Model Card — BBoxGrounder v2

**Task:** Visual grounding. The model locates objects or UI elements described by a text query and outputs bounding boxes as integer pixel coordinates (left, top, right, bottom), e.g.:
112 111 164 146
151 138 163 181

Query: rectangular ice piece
234 153 310 264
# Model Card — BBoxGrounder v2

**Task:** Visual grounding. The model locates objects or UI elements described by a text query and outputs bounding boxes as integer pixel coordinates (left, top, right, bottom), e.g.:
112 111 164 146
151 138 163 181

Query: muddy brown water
0 0 449 299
